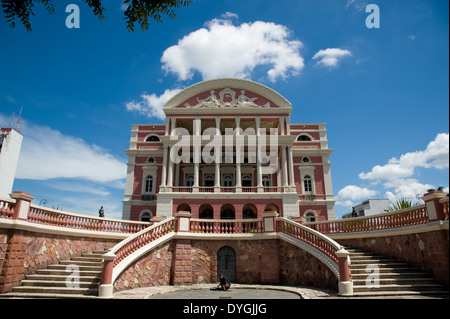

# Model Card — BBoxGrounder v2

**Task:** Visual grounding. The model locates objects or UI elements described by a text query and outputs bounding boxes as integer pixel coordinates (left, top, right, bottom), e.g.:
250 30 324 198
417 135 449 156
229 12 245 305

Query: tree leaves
1 0 191 31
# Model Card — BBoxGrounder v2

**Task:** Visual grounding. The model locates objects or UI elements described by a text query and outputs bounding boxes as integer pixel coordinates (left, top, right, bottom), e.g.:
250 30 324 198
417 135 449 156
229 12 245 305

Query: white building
0 128 23 198
343 199 390 218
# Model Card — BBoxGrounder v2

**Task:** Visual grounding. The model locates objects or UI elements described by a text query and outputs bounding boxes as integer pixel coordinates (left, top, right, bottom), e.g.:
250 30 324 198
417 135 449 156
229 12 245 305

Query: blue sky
0 0 448 219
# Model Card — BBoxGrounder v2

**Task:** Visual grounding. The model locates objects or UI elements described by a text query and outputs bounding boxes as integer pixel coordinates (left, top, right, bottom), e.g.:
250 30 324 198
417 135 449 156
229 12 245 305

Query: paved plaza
113 283 448 300
113 284 336 299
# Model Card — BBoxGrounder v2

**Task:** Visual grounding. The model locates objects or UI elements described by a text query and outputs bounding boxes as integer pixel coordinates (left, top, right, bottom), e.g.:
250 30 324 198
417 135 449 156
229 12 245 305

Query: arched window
302 157 310 163
147 157 155 163
262 175 271 187
223 174 233 187
146 135 160 142
242 204 257 219
297 135 312 141
242 174 252 187
145 175 154 193
304 211 317 222
140 210 153 222
199 204 214 219
204 174 215 187
185 175 194 187
304 175 313 192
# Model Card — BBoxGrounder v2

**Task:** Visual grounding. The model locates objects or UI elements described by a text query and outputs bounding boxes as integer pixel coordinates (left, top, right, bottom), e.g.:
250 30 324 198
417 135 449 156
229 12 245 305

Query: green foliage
122 0 192 32
385 198 421 213
1 0 191 31
2 0 55 31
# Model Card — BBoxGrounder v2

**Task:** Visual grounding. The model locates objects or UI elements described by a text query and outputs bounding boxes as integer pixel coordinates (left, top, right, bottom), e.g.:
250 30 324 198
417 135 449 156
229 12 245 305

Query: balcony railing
168 186 286 193
190 218 264 233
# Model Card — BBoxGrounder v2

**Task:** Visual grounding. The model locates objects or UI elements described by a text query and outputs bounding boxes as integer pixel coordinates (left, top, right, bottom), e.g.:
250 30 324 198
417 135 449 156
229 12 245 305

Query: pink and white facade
122 78 336 222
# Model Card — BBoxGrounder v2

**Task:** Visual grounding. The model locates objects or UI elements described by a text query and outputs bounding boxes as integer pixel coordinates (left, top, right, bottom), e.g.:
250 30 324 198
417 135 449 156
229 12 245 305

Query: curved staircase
347 247 448 298
0 249 109 299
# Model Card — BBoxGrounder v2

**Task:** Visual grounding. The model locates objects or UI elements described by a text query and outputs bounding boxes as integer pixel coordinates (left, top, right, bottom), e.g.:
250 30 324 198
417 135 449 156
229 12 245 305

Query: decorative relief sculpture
184 88 270 108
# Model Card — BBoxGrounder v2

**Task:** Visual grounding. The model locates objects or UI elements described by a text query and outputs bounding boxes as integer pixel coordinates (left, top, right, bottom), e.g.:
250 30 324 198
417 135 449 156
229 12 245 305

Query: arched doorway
242 204 257 219
217 246 236 282
220 204 235 219
264 204 279 213
199 204 214 219
176 204 191 213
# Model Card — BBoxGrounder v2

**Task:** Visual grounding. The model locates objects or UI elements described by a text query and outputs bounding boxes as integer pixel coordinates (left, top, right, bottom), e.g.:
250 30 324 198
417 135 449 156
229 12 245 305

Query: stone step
351 272 432 279
11 285 98 295
36 269 102 276
353 283 445 293
26 274 100 282
351 290 450 298
20 280 100 288
59 259 103 266
350 267 422 274
71 256 104 262
350 258 399 264
0 292 98 299
47 264 103 271
352 277 436 285
82 253 106 259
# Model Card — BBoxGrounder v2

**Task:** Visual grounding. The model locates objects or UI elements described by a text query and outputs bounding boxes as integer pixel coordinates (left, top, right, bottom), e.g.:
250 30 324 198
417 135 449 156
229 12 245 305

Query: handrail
305 204 429 234
100 218 176 296
27 204 149 234
277 217 342 263
0 198 15 219
108 217 176 267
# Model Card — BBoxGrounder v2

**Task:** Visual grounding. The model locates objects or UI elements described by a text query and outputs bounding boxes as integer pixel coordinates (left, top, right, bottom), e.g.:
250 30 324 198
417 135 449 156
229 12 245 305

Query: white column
193 145 200 192
216 117 221 135
285 117 291 135
257 158 263 192
175 161 180 187
195 117 201 136
167 147 174 188
165 118 170 136
235 117 242 192
281 145 288 189
215 161 221 192
170 118 176 135
160 145 168 189
288 146 295 190
256 117 261 135
280 118 285 135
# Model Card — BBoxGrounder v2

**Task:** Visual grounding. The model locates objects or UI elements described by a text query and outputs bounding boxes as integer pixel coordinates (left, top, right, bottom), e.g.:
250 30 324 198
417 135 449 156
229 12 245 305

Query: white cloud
345 0 369 11
335 185 378 207
161 17 304 82
15 121 126 183
126 88 182 120
312 48 352 68
359 133 449 181
221 12 238 19
383 179 434 203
